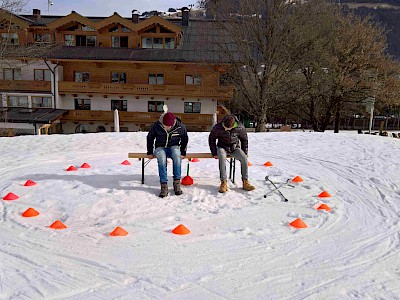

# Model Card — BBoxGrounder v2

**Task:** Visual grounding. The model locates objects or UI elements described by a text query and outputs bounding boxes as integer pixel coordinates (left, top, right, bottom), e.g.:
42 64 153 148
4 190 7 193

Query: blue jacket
147 116 188 156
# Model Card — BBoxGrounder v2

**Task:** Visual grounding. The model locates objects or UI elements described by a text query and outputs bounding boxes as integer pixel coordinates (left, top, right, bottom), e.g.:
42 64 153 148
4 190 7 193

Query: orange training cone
172 224 190 235
3 192 19 201
292 176 303 183
66 166 77 171
248 161 252 166
318 191 331 198
22 207 40 217
49 220 67 229
121 160 131 165
24 180 37 186
109 226 128 236
317 204 332 212
181 175 194 186
80 163 91 168
191 158 200 162
264 161 273 167
289 218 308 229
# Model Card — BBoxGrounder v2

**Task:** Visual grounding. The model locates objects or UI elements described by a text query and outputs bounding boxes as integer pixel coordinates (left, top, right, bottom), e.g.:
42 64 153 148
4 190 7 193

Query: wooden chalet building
0 8 233 135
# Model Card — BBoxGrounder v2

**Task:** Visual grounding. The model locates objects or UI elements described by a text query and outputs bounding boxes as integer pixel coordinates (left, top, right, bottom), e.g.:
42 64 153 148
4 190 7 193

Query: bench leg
141 158 145 184
232 158 236 184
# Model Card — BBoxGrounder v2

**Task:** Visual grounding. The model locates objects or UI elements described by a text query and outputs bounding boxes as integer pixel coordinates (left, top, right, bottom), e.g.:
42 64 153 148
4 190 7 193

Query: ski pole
264 175 289 202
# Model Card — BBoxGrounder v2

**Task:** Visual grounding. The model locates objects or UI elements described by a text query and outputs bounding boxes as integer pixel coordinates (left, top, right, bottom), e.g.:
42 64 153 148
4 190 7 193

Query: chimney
33 9 41 20
181 7 189 27
132 9 139 24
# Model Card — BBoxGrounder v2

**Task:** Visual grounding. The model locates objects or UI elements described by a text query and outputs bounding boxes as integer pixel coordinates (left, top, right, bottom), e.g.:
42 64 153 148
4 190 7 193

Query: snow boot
173 179 183 196
159 182 168 198
243 179 255 191
219 180 228 193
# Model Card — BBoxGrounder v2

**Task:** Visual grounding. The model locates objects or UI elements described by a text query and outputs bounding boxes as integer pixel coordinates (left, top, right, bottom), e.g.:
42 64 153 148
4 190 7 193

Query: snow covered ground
0 131 399 299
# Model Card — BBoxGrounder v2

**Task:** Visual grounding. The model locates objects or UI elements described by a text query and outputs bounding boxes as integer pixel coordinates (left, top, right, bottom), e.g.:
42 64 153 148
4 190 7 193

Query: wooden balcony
61 110 216 127
0 80 51 93
58 81 233 100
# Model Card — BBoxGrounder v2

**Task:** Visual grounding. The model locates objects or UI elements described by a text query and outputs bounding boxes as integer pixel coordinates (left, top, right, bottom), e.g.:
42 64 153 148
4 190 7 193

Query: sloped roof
45 20 229 63
46 11 97 30
1 108 68 124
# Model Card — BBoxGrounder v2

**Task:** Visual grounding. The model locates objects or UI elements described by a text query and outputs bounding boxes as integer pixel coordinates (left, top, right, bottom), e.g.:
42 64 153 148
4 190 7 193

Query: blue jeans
154 146 182 183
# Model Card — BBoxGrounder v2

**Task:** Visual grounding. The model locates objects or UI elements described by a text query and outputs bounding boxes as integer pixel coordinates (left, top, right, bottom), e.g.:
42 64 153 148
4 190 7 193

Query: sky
0 131 399 298
24 0 197 17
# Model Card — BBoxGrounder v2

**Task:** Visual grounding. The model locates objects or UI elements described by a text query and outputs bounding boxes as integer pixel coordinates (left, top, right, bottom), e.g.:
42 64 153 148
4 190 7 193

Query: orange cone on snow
191 158 200 162
263 161 273 167
109 226 128 236
181 176 194 186
22 207 40 217
121 160 131 165
172 224 190 235
66 166 77 171
292 176 303 183
80 163 91 168
289 218 308 229
318 191 331 198
24 180 37 186
317 204 332 212
248 161 252 166
49 220 67 229
3 192 19 201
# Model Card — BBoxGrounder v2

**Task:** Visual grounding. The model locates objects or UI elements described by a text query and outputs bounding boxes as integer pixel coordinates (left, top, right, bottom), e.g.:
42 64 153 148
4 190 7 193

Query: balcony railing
58 81 233 99
0 80 51 92
61 110 217 127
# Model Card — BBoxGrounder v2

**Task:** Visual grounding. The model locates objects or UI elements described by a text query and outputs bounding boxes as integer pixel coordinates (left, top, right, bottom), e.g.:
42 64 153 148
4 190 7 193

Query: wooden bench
128 152 237 184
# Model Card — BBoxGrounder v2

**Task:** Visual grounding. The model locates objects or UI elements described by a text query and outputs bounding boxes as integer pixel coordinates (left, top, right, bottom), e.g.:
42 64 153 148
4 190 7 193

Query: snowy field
0 131 399 299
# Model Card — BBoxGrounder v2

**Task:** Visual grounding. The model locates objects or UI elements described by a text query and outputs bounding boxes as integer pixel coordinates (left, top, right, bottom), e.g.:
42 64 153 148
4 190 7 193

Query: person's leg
230 148 248 180
217 147 228 181
217 147 228 193
154 147 168 197
230 148 255 191
169 146 183 195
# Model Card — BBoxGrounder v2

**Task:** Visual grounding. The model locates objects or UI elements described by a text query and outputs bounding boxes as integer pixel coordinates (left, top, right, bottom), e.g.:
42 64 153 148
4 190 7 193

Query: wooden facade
0 9 233 134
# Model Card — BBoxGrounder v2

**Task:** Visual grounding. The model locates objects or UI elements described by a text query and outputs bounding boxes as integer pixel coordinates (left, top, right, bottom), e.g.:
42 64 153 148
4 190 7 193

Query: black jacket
147 116 188 156
209 115 248 156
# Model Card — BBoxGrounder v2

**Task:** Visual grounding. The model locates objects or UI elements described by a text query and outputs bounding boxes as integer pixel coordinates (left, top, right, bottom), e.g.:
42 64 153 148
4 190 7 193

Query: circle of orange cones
2 158 335 235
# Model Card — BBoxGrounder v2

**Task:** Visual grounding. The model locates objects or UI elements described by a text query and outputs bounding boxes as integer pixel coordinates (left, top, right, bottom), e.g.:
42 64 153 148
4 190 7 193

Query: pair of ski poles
264 175 289 202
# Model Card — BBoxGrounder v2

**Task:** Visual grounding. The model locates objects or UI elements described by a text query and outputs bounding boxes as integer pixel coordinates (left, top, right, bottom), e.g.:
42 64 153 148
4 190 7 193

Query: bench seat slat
128 152 215 159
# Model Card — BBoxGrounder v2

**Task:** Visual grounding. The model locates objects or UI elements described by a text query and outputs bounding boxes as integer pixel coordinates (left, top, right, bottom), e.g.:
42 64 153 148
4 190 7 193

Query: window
3 68 21 80
74 72 90 82
149 74 164 85
76 35 96 47
186 75 202 85
165 38 175 49
34 69 51 81
121 27 131 33
111 100 127 111
148 101 164 112
109 26 119 32
66 24 79 31
7 96 28 107
32 96 52 108
112 36 128 48
82 25 95 31
1 33 19 46
153 38 163 49
141 37 175 49
111 72 126 83
184 102 201 113
64 34 74 46
74 98 91 110
34 33 50 43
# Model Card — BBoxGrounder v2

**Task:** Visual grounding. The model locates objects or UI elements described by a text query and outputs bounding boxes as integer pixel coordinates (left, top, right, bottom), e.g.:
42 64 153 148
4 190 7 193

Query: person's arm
146 124 156 155
239 127 248 155
209 126 218 156
180 124 188 156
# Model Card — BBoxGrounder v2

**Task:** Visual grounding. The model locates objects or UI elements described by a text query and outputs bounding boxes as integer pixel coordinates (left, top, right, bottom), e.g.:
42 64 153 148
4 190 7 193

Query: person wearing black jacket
147 112 188 198
209 115 255 193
